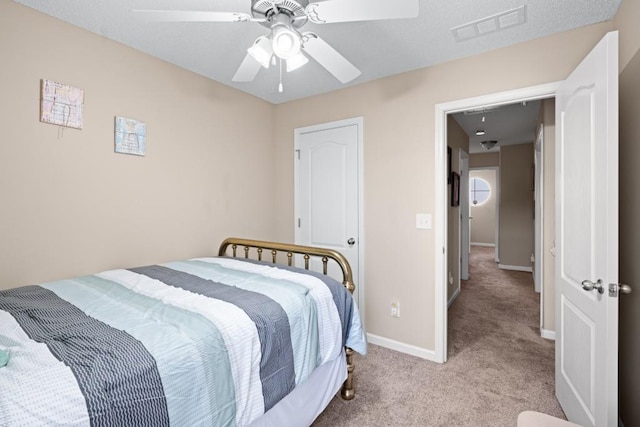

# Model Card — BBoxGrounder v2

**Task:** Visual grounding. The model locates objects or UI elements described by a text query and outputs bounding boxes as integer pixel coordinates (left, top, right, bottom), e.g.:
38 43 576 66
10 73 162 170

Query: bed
0 237 366 426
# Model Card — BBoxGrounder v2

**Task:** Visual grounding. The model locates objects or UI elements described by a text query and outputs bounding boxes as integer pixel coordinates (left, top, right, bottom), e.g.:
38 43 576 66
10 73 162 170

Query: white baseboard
498 264 533 273
448 287 460 308
471 242 495 247
541 329 556 340
367 333 438 362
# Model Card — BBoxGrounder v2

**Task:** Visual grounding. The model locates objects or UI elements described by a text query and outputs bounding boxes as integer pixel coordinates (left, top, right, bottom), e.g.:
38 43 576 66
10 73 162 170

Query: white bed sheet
247 349 347 427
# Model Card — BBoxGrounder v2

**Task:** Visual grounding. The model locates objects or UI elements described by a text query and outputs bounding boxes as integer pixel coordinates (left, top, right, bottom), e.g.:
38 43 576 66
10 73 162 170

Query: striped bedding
0 257 366 427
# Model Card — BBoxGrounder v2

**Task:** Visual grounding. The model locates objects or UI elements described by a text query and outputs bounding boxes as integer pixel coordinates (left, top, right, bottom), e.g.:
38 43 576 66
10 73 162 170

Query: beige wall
273 22 613 351
446 116 469 301
2 0 623 358
0 2 276 290
538 99 556 332
617 0 640 70
470 152 500 168
470 169 496 245
498 144 534 269
615 0 640 424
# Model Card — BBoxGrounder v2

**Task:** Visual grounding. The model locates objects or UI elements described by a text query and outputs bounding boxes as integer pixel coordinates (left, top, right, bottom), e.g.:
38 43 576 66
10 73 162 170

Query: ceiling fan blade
305 0 419 24
302 33 361 84
232 53 262 82
132 10 252 23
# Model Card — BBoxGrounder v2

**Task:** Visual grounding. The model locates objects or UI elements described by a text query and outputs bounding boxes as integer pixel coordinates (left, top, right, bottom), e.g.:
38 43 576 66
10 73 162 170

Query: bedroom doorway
438 30 620 427
442 95 557 422
435 82 560 363
294 117 364 311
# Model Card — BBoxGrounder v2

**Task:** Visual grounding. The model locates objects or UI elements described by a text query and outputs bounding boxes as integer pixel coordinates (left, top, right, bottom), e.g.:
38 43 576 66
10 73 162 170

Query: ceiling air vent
451 5 526 42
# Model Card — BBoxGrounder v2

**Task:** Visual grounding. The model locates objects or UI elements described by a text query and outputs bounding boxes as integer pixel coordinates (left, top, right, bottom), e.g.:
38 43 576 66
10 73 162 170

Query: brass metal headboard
218 237 358 401
218 237 355 294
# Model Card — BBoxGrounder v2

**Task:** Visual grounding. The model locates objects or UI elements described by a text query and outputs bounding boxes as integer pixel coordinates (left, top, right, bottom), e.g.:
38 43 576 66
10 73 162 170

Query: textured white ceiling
13 0 621 104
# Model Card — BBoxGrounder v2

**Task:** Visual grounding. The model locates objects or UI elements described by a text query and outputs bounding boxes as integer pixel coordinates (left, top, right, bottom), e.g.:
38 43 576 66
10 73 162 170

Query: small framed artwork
114 116 146 156
451 171 460 206
40 79 84 129
447 146 452 184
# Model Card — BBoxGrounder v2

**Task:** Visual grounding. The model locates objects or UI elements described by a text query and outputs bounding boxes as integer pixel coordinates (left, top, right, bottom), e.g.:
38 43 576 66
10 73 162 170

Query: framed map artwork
114 116 146 156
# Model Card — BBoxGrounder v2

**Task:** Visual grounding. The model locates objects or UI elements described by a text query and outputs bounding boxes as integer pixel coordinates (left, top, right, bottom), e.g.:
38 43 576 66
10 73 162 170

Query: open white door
555 31 619 427
460 150 470 281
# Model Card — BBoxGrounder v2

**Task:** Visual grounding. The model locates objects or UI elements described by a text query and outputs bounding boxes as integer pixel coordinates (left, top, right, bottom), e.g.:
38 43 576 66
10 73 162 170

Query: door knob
347 238 356 246
582 279 605 294
609 283 633 297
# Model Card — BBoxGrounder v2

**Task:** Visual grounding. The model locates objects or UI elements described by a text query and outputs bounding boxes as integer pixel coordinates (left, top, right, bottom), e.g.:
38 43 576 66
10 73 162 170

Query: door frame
434 82 560 363
293 116 366 322
534 123 545 323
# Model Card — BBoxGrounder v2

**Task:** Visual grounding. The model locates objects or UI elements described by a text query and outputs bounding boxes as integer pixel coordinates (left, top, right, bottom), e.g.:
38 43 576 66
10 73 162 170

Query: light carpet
313 246 565 426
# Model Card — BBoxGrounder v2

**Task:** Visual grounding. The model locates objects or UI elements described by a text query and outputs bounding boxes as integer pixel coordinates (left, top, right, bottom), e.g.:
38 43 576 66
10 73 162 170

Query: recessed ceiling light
476 130 486 136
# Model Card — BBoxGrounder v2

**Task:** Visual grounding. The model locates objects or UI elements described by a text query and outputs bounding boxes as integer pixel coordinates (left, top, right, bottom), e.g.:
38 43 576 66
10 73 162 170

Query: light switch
416 213 432 230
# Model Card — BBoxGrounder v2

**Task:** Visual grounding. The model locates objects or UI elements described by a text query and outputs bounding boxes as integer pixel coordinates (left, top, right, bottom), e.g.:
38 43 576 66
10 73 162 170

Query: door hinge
295 149 300 160
297 218 301 228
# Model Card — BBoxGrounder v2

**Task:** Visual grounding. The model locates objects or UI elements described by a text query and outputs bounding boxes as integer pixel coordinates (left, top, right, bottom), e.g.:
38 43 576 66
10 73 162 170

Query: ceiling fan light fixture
272 25 301 59
480 140 498 150
248 36 273 68
135 0 420 91
286 51 309 72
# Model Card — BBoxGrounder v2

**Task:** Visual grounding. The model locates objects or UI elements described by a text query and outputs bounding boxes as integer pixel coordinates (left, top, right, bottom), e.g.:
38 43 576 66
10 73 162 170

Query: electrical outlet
390 300 400 318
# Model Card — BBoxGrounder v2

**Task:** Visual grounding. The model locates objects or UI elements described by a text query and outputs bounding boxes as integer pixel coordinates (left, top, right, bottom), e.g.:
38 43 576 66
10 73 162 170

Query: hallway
447 245 565 419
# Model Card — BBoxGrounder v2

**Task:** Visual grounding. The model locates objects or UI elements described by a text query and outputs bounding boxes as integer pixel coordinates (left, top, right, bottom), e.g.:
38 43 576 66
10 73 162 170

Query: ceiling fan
134 0 419 89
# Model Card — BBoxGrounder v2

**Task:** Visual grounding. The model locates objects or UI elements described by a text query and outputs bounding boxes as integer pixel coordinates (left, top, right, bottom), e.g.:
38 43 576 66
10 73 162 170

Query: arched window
470 177 491 206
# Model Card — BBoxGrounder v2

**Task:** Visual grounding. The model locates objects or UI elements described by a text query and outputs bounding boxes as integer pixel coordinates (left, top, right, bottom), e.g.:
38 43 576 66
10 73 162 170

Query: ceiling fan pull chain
278 58 284 93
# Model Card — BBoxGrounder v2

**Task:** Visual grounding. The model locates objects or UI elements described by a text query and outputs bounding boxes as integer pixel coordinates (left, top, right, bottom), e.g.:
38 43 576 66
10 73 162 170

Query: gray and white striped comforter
0 257 366 426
